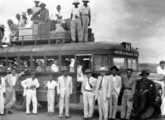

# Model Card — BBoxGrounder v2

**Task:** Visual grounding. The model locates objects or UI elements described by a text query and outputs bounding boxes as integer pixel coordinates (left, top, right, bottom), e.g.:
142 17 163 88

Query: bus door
75 54 92 103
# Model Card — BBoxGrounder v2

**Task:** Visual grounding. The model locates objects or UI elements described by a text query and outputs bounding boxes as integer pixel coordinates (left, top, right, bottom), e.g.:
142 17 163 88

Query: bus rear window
128 58 138 70
113 57 126 69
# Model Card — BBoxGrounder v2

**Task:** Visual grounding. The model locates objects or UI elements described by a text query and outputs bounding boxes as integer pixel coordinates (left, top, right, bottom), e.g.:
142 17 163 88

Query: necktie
99 76 103 90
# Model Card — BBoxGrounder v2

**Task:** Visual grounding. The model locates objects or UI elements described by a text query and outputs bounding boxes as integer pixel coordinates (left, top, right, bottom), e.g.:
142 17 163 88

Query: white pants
70 18 83 42
83 91 95 118
109 91 119 119
82 15 89 42
0 87 4 114
59 96 69 116
98 90 108 120
161 96 165 116
47 90 55 113
26 90 38 114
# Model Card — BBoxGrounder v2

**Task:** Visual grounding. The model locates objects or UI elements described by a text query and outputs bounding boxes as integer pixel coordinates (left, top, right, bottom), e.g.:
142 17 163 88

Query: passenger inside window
51 59 59 72
36 60 45 72
46 60 53 72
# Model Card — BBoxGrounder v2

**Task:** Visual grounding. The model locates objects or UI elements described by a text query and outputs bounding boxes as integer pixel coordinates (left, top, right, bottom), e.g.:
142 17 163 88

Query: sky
0 0 165 63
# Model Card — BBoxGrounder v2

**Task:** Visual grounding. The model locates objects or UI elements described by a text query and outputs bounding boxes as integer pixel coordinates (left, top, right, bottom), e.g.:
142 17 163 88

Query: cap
73 0 80 4
82 0 89 2
98 67 108 72
110 66 119 71
139 70 150 76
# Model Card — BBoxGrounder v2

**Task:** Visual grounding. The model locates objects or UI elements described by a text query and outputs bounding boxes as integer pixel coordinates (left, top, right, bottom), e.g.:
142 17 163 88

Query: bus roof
0 41 139 57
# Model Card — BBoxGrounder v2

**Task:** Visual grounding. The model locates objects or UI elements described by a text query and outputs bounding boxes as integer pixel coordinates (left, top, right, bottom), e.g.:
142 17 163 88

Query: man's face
142 74 148 79
16 15 20 20
12 70 16 75
57 6 61 11
74 4 79 8
86 73 92 78
160 63 165 69
40 5 45 10
83 2 88 6
35 2 39 7
127 70 132 77
100 71 106 76
111 69 117 76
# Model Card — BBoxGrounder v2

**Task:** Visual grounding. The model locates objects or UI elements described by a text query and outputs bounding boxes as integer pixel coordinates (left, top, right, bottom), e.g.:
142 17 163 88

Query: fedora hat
110 66 119 71
73 0 80 4
82 0 89 2
139 70 149 76
34 0 40 3
40 2 46 6
0 24 5 29
85 69 92 74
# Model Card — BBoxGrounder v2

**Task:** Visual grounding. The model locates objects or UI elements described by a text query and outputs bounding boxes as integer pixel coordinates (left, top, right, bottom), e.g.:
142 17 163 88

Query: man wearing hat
133 70 156 120
94 67 109 120
80 0 91 42
21 70 40 115
0 24 5 45
70 0 83 42
31 1 41 23
5 68 25 114
57 66 73 118
107 66 122 120
120 69 136 120
81 69 97 119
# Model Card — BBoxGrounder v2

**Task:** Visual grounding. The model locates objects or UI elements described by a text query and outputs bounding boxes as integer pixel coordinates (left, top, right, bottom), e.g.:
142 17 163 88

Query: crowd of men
0 63 162 120
6 0 91 43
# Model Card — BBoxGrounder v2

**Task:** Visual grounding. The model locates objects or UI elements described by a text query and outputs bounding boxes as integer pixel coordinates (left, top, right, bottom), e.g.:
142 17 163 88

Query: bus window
0 57 6 72
113 57 126 69
46 56 59 72
61 56 75 72
76 56 92 75
32 56 45 72
19 56 30 71
128 58 138 70
94 55 108 71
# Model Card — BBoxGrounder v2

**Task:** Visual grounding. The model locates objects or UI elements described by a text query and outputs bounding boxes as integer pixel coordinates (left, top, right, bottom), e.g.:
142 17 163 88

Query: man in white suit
57 66 73 118
95 67 109 120
21 71 40 115
81 69 97 120
107 66 122 120
5 68 25 114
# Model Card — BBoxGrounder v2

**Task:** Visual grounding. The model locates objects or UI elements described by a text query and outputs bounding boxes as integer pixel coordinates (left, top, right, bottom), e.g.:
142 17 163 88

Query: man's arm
57 77 60 94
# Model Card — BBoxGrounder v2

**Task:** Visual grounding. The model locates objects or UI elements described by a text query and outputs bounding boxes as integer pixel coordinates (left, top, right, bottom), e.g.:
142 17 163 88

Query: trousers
83 91 95 118
121 90 133 119
98 90 108 120
59 95 69 116
47 89 55 113
0 86 4 114
26 90 38 114
109 91 119 119
82 15 89 42
70 18 83 42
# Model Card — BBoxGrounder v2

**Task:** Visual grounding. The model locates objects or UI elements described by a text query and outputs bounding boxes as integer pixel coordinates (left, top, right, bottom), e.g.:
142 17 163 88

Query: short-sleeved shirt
71 7 81 20
80 5 90 16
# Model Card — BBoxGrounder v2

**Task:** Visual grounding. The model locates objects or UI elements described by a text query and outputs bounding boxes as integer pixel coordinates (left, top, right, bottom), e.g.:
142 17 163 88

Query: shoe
59 115 63 118
7 111 12 114
65 116 71 119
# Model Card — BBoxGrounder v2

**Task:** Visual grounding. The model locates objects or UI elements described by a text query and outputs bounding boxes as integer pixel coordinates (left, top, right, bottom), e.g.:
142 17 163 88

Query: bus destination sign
114 50 139 57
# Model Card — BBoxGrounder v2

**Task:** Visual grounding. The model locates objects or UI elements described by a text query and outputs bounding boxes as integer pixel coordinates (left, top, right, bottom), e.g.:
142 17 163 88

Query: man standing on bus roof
70 0 83 43
107 66 122 120
5 68 25 114
120 69 136 120
156 61 165 75
80 0 91 42
21 70 40 115
57 66 73 118
31 0 41 23
94 67 109 120
81 69 97 120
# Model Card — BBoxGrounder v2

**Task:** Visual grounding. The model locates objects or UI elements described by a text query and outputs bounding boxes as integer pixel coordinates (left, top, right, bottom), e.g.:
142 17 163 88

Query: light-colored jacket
107 75 122 97
81 76 97 94
95 75 109 100
21 78 40 96
57 75 73 98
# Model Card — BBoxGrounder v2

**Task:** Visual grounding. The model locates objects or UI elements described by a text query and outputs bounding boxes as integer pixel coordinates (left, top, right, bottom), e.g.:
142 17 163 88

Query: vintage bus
0 40 139 110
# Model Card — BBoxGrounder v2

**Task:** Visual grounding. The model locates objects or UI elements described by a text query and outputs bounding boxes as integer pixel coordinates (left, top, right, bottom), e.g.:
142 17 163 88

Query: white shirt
26 15 33 28
71 7 81 20
80 5 91 15
85 76 96 90
0 77 5 93
50 11 62 21
46 80 57 90
157 66 165 75
11 75 17 87
51 64 59 72
32 6 41 15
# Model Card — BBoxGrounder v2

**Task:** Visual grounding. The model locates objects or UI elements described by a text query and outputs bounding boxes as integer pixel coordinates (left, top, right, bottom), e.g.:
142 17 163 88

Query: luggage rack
12 31 72 46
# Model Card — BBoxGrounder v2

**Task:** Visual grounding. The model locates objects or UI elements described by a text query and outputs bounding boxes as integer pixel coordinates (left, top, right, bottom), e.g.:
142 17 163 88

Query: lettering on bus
114 51 138 57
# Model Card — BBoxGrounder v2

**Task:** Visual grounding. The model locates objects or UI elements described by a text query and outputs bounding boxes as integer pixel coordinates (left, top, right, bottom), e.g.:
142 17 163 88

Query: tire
14 92 26 111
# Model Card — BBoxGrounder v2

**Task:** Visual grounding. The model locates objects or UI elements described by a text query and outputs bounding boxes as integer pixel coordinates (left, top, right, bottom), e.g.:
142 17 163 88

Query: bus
0 39 139 110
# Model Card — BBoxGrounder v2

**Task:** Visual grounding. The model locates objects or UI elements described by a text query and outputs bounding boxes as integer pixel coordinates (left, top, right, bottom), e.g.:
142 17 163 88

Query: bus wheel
140 106 154 119
14 92 26 111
